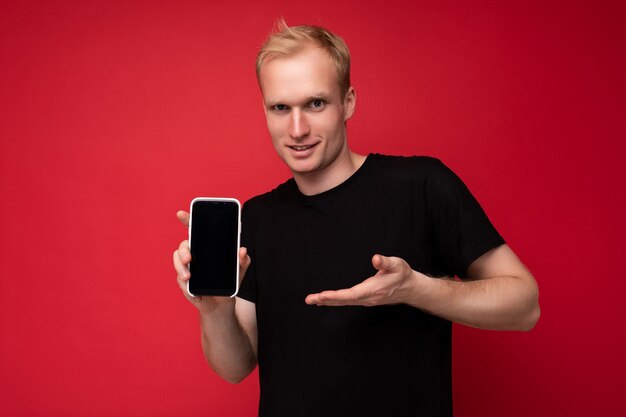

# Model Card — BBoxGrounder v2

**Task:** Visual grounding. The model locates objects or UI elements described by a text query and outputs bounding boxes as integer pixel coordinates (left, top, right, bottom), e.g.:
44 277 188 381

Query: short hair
256 18 351 96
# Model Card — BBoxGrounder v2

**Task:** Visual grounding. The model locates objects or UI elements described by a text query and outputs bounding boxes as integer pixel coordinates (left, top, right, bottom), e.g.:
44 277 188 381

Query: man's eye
308 99 326 110
273 104 288 112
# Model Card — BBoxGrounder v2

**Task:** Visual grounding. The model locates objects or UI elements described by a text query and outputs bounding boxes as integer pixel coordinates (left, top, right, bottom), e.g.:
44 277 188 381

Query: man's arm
196 295 258 383
173 211 258 383
305 244 540 331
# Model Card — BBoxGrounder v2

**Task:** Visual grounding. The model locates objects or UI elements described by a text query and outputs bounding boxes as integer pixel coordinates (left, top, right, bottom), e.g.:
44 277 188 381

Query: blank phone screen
189 200 239 296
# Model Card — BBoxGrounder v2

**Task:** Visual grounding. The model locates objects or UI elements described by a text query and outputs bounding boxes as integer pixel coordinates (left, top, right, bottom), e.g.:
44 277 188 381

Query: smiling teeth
292 145 312 151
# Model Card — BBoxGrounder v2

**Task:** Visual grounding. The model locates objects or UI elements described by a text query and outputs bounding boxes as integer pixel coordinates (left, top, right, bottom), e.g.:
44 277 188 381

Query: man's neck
293 150 367 196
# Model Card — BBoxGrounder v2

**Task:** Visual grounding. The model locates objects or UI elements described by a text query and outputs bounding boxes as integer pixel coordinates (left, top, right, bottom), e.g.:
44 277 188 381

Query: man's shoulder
369 153 445 180
243 177 295 212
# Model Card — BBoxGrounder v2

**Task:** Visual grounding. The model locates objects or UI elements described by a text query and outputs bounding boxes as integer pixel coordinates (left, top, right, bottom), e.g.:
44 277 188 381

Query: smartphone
187 197 241 297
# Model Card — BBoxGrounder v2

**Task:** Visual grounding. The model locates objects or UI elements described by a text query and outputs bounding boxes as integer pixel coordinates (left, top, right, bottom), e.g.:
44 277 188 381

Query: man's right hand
172 210 258 383
172 210 251 315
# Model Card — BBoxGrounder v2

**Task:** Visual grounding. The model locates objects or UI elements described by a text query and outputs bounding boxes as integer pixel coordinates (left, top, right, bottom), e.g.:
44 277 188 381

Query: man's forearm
408 272 540 331
305 245 539 330
199 305 257 384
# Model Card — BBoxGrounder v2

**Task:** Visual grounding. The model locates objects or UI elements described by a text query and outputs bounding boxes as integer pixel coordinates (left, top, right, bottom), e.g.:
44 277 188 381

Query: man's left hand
305 254 421 307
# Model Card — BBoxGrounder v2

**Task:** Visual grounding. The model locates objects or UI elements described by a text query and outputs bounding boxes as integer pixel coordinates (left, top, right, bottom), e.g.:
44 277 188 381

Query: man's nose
288 109 310 139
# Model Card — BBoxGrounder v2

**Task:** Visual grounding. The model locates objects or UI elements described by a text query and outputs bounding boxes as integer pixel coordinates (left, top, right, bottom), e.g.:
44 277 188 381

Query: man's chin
287 159 321 176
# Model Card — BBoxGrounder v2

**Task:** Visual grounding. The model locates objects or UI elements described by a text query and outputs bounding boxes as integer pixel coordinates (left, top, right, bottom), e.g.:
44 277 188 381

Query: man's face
259 46 355 177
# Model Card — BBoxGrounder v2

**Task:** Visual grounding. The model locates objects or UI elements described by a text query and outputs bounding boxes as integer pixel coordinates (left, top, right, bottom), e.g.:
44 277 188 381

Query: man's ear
343 87 356 121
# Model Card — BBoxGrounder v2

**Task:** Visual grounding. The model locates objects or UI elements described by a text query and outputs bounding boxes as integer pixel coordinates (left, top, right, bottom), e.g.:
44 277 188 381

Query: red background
1 1 624 416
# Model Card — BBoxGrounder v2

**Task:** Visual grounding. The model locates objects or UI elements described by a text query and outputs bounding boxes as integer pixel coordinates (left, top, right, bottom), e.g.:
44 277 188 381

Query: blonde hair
256 19 351 95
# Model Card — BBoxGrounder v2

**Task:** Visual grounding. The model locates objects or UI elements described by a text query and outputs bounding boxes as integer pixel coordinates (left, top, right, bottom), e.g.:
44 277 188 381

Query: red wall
1 1 624 416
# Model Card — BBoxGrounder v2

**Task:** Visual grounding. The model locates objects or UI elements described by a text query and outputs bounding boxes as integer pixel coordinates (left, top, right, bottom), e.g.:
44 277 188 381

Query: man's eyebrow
266 94 330 105
306 93 331 101
264 98 286 108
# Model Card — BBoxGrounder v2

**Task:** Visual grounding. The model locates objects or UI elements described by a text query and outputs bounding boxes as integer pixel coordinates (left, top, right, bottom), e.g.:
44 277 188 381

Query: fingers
173 244 205 305
176 274 192 297
177 210 190 227
306 278 378 306
176 274 205 306
173 240 191 280
173 211 191 297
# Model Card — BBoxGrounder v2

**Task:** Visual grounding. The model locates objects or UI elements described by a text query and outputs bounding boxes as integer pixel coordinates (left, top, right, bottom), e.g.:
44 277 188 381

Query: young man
173 21 539 417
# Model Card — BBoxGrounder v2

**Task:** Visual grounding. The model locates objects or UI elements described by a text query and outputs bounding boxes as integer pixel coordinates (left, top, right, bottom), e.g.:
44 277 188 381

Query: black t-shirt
239 154 505 417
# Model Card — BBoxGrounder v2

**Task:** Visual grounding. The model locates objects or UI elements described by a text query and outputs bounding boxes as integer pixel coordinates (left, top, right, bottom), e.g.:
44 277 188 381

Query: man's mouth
288 144 317 151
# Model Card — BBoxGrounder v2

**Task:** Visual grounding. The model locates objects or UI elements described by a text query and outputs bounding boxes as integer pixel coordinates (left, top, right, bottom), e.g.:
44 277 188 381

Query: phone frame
187 197 241 298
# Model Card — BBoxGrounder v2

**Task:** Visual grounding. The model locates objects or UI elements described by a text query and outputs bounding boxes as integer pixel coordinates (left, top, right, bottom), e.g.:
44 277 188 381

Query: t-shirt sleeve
424 159 505 278
236 201 257 303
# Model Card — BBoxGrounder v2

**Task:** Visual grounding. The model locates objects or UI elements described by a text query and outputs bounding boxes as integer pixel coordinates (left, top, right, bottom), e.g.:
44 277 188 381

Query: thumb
239 247 252 277
372 254 401 272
